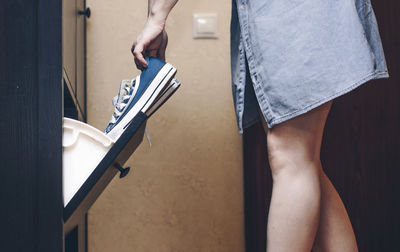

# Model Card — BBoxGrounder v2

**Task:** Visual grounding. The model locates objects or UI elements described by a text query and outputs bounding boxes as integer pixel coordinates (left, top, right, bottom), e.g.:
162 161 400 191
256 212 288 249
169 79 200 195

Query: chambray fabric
230 0 389 134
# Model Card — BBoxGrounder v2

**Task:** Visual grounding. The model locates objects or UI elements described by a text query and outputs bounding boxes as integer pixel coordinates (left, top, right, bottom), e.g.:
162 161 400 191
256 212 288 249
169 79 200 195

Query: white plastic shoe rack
62 112 147 233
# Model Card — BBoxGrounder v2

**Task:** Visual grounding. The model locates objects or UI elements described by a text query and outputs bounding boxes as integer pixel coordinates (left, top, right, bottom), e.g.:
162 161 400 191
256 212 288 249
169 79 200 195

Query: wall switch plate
193 13 217 39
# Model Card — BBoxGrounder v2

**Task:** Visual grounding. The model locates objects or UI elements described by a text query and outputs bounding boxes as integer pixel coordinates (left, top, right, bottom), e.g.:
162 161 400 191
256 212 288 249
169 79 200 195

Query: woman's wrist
147 0 177 29
147 11 167 30
148 3 169 27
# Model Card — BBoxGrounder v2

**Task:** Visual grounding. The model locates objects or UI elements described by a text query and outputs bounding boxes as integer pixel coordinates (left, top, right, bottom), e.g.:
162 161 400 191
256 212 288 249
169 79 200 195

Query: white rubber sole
146 79 181 117
107 63 176 141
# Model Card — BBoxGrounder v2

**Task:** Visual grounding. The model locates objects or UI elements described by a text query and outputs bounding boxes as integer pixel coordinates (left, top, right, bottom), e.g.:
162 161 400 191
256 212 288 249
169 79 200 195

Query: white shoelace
109 85 133 124
145 127 152 147
109 77 139 125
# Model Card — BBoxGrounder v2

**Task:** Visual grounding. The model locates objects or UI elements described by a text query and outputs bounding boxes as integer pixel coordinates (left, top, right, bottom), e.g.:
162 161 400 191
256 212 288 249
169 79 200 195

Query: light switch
193 13 217 39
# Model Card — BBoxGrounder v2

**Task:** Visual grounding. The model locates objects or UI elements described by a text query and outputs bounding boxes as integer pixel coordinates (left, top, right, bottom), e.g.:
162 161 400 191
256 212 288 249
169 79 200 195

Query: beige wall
86 0 244 251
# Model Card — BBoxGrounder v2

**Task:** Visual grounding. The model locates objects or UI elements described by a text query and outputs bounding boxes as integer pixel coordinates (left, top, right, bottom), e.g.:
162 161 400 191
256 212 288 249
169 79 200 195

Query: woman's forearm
147 0 178 27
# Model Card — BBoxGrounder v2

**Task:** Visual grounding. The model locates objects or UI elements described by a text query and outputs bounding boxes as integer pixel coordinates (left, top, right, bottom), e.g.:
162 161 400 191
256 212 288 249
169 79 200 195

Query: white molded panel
62 118 114 206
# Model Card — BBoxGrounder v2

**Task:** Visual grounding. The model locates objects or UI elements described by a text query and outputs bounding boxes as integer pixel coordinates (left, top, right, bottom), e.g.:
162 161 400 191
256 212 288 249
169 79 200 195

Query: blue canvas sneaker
105 56 177 141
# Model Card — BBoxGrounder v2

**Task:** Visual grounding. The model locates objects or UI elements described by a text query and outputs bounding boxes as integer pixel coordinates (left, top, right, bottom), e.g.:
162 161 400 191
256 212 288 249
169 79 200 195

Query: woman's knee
261 101 332 178
266 134 321 179
266 110 331 177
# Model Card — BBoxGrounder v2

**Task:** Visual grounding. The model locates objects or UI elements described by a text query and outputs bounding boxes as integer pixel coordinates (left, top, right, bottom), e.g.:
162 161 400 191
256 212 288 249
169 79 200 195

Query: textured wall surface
86 0 245 251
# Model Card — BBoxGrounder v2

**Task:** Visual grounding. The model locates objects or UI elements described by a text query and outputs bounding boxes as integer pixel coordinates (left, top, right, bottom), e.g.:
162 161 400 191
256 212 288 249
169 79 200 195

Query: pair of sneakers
104 57 181 141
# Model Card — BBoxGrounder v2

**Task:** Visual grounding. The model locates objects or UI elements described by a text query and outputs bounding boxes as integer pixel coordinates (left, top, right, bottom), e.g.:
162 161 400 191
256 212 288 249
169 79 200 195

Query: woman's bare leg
259 100 332 252
259 100 358 251
312 164 358 252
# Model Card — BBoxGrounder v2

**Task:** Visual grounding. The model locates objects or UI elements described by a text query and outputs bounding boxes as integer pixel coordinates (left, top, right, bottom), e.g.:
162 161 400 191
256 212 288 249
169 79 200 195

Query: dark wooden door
243 0 400 251
0 0 63 251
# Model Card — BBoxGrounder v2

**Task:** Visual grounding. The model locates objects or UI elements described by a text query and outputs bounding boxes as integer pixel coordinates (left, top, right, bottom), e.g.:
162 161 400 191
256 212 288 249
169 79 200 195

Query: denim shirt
230 0 257 134
230 0 389 134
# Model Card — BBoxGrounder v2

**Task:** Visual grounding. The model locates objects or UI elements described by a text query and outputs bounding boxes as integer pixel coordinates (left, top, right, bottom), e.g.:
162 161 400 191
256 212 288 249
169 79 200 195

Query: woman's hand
131 0 177 70
131 18 168 70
